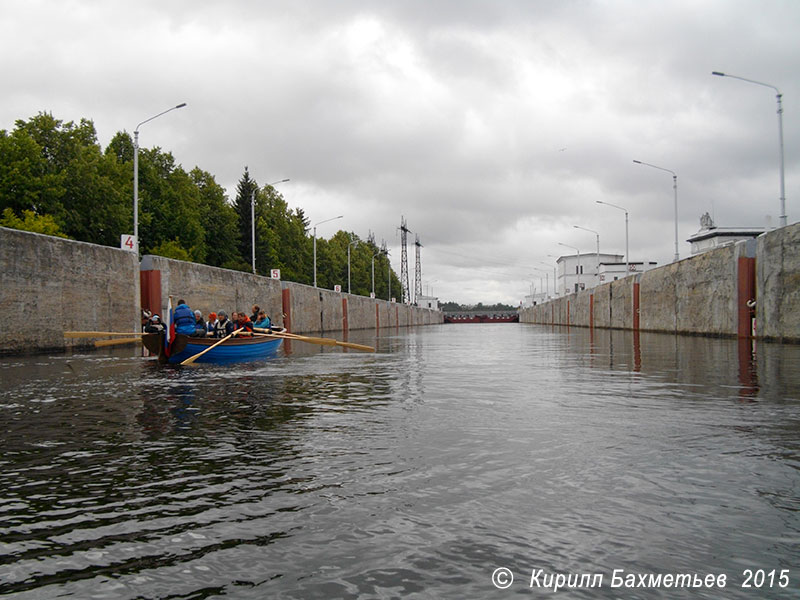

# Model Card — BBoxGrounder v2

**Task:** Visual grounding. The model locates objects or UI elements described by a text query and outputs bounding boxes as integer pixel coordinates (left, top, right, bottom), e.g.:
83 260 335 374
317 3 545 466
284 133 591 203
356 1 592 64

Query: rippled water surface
1 324 799 599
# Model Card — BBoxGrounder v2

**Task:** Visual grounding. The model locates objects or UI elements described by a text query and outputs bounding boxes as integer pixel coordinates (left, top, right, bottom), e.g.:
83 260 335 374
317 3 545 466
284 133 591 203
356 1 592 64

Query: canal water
0 324 798 599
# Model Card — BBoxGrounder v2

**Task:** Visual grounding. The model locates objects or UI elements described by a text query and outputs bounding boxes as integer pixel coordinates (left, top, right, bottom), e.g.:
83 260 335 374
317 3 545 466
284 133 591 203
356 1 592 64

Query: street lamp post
371 248 382 297
546 256 560 296
558 242 581 293
133 103 187 251
596 201 629 276
536 264 550 298
529 269 546 303
347 237 359 294
313 215 343 288
574 225 600 283
251 178 290 274
424 279 438 296
633 160 679 261
712 71 786 227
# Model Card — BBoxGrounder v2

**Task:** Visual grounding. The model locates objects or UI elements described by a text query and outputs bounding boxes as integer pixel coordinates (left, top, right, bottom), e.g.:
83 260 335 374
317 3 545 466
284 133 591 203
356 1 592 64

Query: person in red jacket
235 311 254 335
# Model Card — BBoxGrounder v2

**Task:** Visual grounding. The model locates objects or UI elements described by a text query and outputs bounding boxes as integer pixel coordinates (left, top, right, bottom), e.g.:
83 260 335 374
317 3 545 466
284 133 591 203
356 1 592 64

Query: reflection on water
0 325 798 599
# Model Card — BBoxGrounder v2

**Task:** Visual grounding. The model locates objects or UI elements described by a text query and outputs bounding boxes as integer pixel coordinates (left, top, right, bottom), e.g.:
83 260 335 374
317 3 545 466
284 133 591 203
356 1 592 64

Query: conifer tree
233 167 258 267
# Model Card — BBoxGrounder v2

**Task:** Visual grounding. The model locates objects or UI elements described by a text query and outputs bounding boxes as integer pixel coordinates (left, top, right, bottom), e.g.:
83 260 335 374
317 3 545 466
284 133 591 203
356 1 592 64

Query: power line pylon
414 234 423 304
400 217 411 304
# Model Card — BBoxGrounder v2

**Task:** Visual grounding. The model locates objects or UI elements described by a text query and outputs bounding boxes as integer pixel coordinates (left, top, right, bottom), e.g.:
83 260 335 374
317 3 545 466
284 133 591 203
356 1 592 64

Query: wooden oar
280 332 375 353
65 331 143 338
94 338 142 347
253 330 336 346
253 328 375 352
180 328 244 366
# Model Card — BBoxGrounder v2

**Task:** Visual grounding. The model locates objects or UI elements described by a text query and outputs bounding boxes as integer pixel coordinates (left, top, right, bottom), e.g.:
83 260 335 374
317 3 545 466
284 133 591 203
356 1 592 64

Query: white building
556 252 623 295
598 261 658 283
416 295 440 310
556 253 658 295
523 290 549 308
686 213 764 256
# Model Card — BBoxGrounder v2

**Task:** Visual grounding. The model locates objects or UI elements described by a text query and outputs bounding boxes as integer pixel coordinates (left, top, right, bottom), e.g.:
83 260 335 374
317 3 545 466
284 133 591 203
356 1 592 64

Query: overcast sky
2 0 798 304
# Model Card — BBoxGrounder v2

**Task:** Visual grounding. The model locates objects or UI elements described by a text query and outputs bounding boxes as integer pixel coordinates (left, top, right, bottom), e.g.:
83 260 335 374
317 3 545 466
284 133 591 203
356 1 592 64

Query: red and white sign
121 234 137 252
270 269 281 280
334 285 342 292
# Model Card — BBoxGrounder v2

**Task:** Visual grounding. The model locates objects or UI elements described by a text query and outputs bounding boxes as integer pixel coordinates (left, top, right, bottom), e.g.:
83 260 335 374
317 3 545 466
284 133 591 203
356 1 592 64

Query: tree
233 167 258 267
0 208 69 238
253 184 311 281
191 167 240 268
0 127 51 216
136 147 204 260
0 113 130 246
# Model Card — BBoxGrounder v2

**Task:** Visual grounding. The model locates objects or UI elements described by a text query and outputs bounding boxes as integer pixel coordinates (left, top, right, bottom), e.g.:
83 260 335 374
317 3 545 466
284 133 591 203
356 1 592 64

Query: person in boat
235 310 254 335
144 314 165 333
141 309 153 332
253 310 271 330
213 310 235 338
206 312 217 335
250 305 261 323
173 299 198 337
192 310 207 336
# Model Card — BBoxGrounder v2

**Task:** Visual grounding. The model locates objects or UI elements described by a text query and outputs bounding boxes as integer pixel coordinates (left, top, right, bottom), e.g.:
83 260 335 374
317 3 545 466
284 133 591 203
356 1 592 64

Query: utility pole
414 235 423 304
400 217 411 304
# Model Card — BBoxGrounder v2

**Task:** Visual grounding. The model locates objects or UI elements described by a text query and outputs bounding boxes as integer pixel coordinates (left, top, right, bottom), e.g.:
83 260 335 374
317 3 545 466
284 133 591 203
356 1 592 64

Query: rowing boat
141 329 285 364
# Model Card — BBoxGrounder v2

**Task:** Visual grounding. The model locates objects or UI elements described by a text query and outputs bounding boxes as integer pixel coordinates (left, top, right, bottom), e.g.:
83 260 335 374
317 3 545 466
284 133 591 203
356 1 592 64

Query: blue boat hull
143 331 284 364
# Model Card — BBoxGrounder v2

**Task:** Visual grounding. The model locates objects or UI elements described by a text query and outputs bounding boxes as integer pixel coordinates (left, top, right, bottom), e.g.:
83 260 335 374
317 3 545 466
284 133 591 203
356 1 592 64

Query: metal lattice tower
414 235 423 304
400 217 411 304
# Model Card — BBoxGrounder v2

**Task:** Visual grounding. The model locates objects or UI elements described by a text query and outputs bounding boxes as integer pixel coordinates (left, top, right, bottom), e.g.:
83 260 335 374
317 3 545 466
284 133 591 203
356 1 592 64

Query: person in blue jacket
253 310 271 330
172 299 198 336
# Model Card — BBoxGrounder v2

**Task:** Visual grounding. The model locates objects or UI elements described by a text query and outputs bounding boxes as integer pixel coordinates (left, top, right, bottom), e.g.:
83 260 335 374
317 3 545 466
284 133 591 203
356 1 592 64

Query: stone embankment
0 227 442 355
519 221 800 343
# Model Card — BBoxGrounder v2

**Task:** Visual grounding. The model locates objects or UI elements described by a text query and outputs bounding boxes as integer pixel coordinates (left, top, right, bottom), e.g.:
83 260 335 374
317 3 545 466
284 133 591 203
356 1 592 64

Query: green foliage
191 167 240 268
233 167 258 264
0 208 69 238
150 239 192 261
0 111 403 298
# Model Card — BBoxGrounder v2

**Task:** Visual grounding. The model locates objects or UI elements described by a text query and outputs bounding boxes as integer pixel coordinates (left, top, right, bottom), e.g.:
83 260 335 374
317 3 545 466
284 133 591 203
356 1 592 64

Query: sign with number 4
121 235 137 252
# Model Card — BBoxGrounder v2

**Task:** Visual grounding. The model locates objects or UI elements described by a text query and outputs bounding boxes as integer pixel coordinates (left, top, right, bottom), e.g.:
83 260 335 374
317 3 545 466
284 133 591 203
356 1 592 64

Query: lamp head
711 71 725 77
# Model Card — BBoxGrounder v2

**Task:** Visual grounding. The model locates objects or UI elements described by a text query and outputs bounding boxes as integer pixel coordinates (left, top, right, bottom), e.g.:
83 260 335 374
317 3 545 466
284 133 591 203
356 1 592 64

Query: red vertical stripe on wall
342 297 349 333
589 294 594 329
139 270 161 316
282 288 292 332
633 282 640 331
737 257 756 338
375 304 380 331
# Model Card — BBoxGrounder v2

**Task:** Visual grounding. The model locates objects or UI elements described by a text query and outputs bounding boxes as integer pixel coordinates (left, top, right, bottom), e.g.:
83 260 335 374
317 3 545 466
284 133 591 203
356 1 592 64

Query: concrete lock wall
282 282 442 334
757 222 800 342
0 227 441 355
520 222 800 342
0 226 140 354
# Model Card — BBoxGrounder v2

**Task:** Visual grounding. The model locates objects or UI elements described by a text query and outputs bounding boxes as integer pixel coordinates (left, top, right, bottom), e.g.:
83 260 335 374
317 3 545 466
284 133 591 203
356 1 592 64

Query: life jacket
173 304 195 334
214 319 232 337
